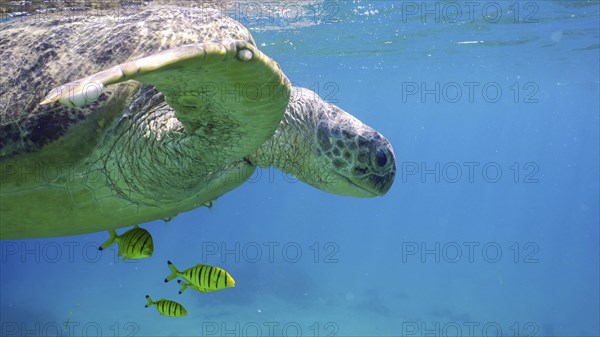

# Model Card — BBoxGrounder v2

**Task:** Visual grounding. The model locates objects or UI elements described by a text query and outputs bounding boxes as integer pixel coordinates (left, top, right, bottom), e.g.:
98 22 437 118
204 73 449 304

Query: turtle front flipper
41 40 292 163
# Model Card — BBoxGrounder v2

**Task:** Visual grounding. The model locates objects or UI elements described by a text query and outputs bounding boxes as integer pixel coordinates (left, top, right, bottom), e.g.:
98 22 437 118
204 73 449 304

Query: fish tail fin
145 295 154 308
99 229 117 251
177 279 190 294
164 260 179 283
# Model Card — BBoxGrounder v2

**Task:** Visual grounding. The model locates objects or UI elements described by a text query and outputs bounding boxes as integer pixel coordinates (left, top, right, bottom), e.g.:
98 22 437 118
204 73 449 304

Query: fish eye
374 149 388 167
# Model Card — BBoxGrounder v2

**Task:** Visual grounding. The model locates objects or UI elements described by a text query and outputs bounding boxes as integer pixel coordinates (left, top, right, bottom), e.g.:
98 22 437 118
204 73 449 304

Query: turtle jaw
333 173 379 198
316 160 396 198
333 165 396 198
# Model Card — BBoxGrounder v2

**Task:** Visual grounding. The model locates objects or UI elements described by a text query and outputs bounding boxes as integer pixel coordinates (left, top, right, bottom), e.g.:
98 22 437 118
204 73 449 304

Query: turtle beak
318 127 396 198
328 173 381 197
335 145 396 197
356 137 396 196
348 169 395 197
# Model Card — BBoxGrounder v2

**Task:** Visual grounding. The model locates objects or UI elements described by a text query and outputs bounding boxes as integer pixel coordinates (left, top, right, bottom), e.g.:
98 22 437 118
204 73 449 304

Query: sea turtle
0 5 396 239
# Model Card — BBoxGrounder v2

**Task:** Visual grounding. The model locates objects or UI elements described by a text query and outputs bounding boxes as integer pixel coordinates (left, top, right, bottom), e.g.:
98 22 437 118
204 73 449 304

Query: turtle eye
374 149 388 167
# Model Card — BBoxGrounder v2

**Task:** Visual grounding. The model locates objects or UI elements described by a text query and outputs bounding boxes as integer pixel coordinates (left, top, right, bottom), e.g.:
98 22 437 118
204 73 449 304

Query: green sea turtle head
250 87 396 197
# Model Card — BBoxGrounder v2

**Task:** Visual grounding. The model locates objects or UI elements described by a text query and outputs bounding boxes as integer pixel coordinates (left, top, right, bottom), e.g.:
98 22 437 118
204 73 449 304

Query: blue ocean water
1 1 599 336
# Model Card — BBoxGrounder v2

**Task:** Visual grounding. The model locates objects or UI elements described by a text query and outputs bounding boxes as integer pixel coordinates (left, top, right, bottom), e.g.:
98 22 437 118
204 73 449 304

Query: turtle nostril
375 149 387 167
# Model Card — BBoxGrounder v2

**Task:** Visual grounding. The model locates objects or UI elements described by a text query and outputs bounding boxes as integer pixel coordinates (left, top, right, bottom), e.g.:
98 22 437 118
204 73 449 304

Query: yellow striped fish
98 225 153 260
164 260 235 293
145 295 187 317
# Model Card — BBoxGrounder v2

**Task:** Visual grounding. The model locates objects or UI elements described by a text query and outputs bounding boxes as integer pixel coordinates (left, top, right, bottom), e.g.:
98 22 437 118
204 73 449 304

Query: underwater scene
0 0 599 336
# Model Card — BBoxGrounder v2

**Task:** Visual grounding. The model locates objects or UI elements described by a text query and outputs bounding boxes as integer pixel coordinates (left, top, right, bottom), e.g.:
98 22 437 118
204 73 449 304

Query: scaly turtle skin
0 5 396 239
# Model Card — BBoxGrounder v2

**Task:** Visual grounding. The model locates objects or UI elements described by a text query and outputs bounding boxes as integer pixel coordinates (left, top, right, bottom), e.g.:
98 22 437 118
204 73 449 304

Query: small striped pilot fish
145 295 187 317
164 260 235 293
98 225 153 260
